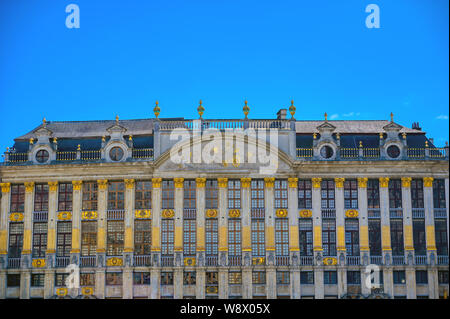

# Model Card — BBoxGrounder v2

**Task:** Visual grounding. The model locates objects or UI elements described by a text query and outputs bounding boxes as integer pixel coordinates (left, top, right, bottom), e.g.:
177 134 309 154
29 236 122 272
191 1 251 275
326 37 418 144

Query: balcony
251 208 265 219
134 255 151 267
183 208 196 219
437 255 449 265
107 209 125 220
80 256 96 267
415 255 427 265
161 256 174 267
228 255 241 266
370 255 383 265
300 256 314 266
346 256 360 266
7 257 21 269
412 208 425 219
322 209 336 219
389 208 403 219
131 148 154 160
33 211 48 222
205 256 218 267
434 208 447 219
296 148 313 158
276 256 290 266
392 256 405 265
55 256 70 268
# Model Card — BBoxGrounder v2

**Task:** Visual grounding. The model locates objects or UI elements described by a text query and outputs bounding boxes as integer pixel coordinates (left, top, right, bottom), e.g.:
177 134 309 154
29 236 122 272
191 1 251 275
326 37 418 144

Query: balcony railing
55 256 70 268
415 255 427 265
346 256 360 266
296 148 313 158
370 255 383 265
406 148 426 158
340 148 359 159
438 255 449 265
368 209 381 219
56 151 77 161
228 255 242 266
412 208 425 219
322 209 336 219
107 210 125 220
7 152 28 163
205 256 218 267
161 256 174 267
389 208 403 219
132 148 154 160
276 256 289 266
183 208 196 219
434 208 447 219
251 208 265 219
33 211 48 222
7 257 21 269
134 255 151 267
392 256 405 265
80 256 96 267
300 256 314 266
80 150 101 161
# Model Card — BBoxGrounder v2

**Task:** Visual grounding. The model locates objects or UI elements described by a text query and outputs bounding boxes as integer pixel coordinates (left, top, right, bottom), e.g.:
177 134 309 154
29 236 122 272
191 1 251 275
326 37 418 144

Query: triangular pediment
106 123 127 134
316 121 336 132
34 126 53 137
382 121 402 132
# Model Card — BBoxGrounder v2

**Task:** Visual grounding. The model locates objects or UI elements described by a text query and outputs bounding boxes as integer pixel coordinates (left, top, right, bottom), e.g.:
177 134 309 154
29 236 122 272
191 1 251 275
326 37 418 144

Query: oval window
109 147 124 161
320 145 334 159
36 149 49 163
386 145 400 159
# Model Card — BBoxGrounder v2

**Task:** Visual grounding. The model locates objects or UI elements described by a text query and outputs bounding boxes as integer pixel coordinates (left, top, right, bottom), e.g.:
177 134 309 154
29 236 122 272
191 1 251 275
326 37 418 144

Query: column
95 180 107 299
22 182 34 263
264 178 276 299
71 181 82 264
195 177 206 299
173 178 184 299
150 268 160 299
95 270 105 299
334 178 346 297
43 269 54 299
311 178 324 299
357 178 370 266
217 178 228 298
379 177 393 297
401 177 415 299
45 181 58 298
423 177 438 299
446 178 449 248
150 178 161 299
0 183 10 299
288 177 300 299
241 177 252 298
20 271 31 299
123 179 135 299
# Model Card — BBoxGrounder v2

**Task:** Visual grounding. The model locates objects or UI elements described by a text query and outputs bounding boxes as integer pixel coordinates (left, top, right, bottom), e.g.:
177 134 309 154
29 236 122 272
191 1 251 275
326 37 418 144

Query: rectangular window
134 219 151 255
107 181 125 210
206 219 218 256
34 184 49 212
162 180 174 209
388 179 402 209
252 271 266 284
433 179 446 208
228 219 241 256
135 181 152 209
56 221 72 257
205 180 218 209
276 271 290 284
80 273 95 286
183 219 196 256
251 179 265 209
438 271 449 284
106 220 124 256
275 219 289 256
133 272 150 285
299 219 313 256
413 219 426 255
274 180 288 209
228 180 241 209
324 271 337 285
58 183 73 211
161 219 174 255
31 274 45 287
345 219 359 256
10 184 25 212
347 271 361 285
161 272 174 285
298 179 312 209
81 221 97 256
393 271 406 284
322 219 336 256
411 179 424 208
390 219 404 256
206 272 218 285
8 222 24 258
183 272 196 285
82 182 98 211
229 272 242 284
32 222 47 258
55 273 68 287
7 274 20 287
183 180 196 209
416 271 428 285
344 180 358 209
435 219 448 256
106 272 123 285
321 180 335 209
300 271 314 284
367 179 380 209
368 220 382 256
251 219 265 257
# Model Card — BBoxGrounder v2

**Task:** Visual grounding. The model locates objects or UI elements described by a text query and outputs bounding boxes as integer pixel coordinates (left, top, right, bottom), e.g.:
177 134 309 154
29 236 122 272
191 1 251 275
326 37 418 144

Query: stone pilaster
196 178 206 268
151 178 162 266
379 178 392 265
264 178 275 265
0 271 5 298
95 269 105 299
290 269 301 299
266 266 276 299
174 178 184 267
20 269 30 299
287 177 300 298
405 268 416 299
337 267 346 298
335 178 346 264
428 268 439 299
46 182 58 268
401 177 414 264
71 181 82 266
96 180 108 265
383 267 394 298
174 268 183 299
242 269 252 298
0 183 11 259
312 178 323 273
44 268 54 299
124 179 135 265
195 268 205 299
123 268 133 299
218 269 228 298
241 178 252 297
218 178 228 266
22 182 34 269
423 178 437 262
150 268 160 299
357 178 370 266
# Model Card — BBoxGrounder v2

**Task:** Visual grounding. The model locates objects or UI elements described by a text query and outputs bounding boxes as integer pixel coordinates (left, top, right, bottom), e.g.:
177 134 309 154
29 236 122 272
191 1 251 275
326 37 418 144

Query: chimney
412 122 422 131
277 109 287 120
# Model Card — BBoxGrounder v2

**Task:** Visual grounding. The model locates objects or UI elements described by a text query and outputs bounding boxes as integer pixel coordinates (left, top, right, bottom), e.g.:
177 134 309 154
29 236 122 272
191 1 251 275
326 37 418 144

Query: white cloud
329 114 339 120
436 115 449 120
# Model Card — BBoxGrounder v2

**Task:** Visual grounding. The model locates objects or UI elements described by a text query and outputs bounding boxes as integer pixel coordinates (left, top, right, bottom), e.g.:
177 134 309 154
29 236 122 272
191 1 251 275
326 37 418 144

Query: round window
386 145 401 159
320 145 334 159
36 149 49 163
109 147 124 161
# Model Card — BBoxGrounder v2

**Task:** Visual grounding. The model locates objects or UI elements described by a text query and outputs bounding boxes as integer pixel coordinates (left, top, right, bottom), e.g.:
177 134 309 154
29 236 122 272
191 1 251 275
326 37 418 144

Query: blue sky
0 0 448 151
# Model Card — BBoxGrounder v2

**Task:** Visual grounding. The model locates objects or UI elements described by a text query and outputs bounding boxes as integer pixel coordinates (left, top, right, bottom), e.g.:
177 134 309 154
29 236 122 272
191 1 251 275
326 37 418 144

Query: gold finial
313 133 317 139
379 132 383 139
129 135 133 141
390 112 394 122
243 100 250 119
43 117 47 126
6 147 9 152
402 132 407 139
324 112 328 121
153 100 160 118
77 144 81 151
53 137 57 143
29 138 34 145
359 141 363 148
115 115 119 123
289 100 296 118
425 140 429 148
197 99 205 119
336 132 340 140
102 136 106 142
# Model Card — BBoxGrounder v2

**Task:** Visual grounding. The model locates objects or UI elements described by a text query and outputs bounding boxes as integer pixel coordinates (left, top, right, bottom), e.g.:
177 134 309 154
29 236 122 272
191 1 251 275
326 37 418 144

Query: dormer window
386 145 400 159
320 145 334 159
109 147 124 161
36 149 49 163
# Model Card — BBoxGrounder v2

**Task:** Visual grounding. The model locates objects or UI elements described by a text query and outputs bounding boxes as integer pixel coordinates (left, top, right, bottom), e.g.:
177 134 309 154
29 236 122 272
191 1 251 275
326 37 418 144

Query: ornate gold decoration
72 180 82 191
334 178 345 188
162 209 175 218
324 112 328 121
106 257 123 267
10 213 24 222
379 132 383 139
0 182 11 193
102 136 106 142
313 133 317 139
288 177 298 188
336 133 340 140
77 144 81 151
48 181 58 192
379 177 389 188
129 135 133 141
312 178 322 188
184 257 196 266
124 179 135 189
390 112 394 122
423 177 434 187
29 138 34 145
276 209 288 218
252 257 265 265
57 211 72 220
357 177 368 188
115 115 119 123
323 257 337 266
97 179 108 190
135 209 151 219
232 153 240 168
229 209 241 218
197 100 205 118
81 287 94 296
345 209 359 218
174 178 184 188
24 182 34 193
206 286 218 294
289 100 296 118
152 178 162 188
401 177 412 188
243 100 250 119
359 141 363 148
196 178 206 188
81 211 97 220
241 178 251 188
32 259 46 268
299 209 312 218
264 177 275 188
217 178 228 188
425 141 429 148
56 288 68 297
153 101 160 118
402 132 407 139
206 209 218 218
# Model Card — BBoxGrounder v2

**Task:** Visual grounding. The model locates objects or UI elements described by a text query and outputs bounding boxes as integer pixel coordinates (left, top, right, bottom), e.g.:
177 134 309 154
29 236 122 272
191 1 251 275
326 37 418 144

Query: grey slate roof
295 120 422 134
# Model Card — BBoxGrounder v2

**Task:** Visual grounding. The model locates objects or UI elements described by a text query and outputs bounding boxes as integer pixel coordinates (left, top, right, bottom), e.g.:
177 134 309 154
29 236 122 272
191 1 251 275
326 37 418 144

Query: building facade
0 103 448 299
